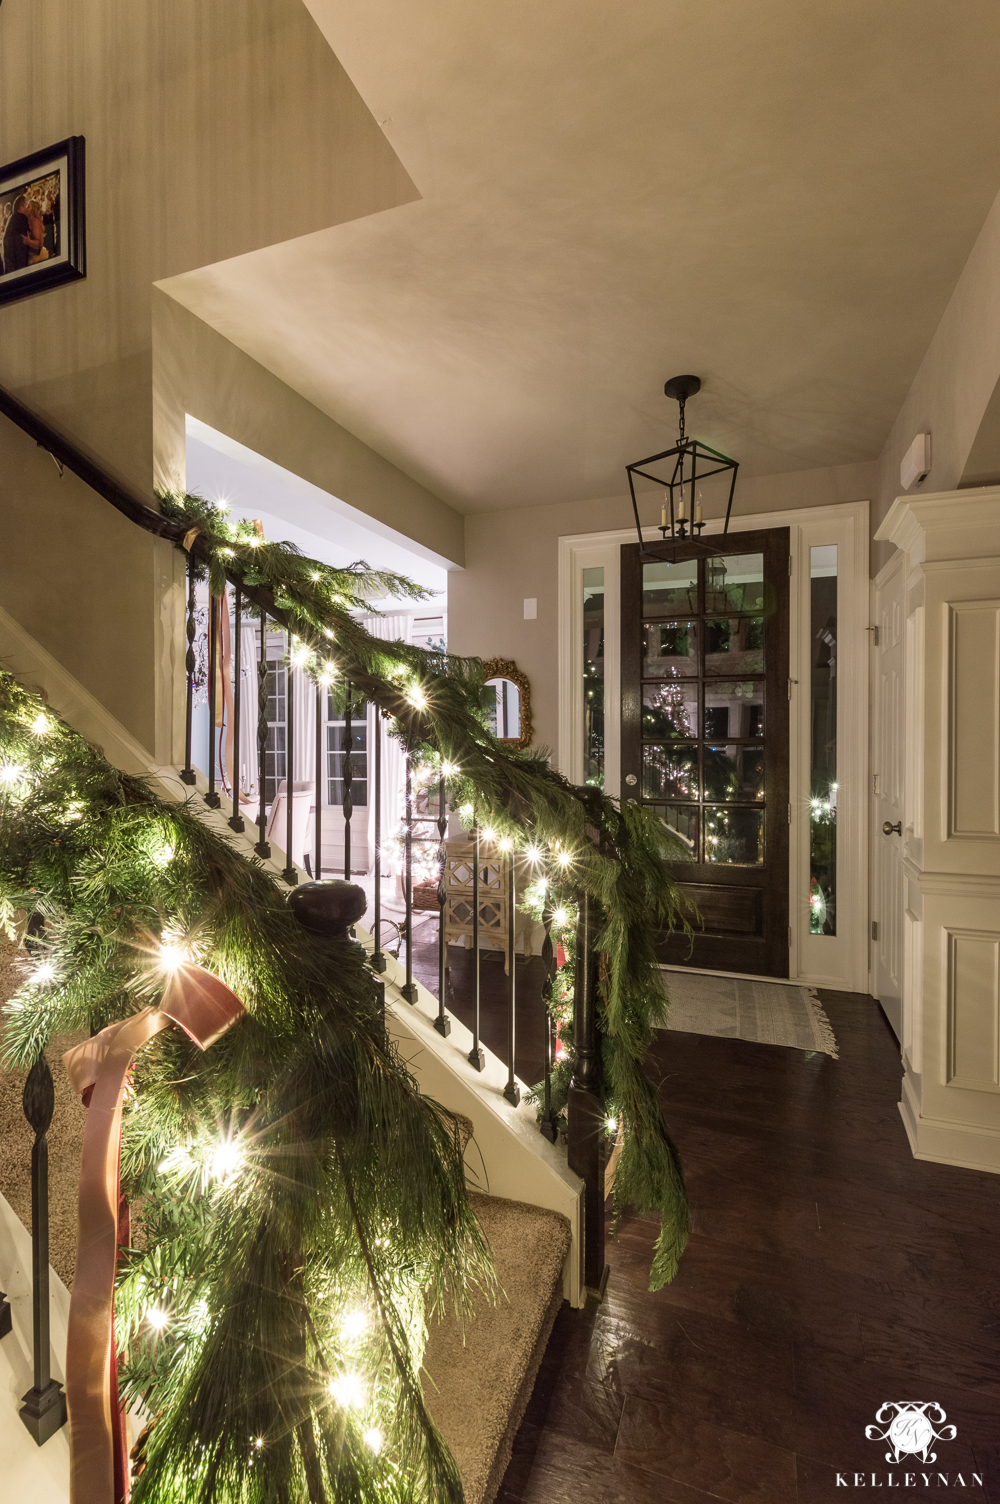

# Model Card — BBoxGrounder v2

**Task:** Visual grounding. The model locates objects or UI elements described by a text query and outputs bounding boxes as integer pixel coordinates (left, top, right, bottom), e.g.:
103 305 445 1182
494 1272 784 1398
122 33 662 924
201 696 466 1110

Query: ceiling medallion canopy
626 375 739 560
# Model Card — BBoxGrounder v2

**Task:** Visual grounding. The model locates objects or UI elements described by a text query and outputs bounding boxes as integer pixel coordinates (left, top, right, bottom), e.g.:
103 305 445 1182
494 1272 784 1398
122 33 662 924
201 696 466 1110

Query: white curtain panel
291 663 317 784
361 614 412 874
236 623 260 797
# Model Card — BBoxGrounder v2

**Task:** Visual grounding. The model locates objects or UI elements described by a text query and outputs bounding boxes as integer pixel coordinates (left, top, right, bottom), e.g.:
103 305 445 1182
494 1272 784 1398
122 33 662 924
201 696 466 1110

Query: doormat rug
659 969 839 1059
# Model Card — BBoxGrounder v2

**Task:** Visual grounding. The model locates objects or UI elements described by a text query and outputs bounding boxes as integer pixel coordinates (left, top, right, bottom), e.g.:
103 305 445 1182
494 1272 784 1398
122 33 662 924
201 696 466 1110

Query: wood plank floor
404 938 1000 1502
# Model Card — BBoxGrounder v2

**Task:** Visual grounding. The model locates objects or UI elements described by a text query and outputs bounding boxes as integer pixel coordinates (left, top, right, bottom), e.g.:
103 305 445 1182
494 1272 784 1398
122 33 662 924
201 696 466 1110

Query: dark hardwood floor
405 933 1000 1502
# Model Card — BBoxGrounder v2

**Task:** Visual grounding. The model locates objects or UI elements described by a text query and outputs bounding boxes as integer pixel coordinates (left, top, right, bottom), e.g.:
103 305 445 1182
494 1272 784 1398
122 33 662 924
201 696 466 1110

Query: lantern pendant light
626 375 739 559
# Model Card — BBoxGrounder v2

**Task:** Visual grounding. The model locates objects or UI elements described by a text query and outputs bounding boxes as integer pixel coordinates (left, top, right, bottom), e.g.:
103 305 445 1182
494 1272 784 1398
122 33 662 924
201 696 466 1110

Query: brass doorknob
882 820 902 836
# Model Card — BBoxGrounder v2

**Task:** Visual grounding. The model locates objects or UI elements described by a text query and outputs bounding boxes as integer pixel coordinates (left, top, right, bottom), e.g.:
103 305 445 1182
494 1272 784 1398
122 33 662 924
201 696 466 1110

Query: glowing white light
481 826 496 844
407 685 428 710
363 1428 383 1453
158 941 187 971
291 643 310 667
153 844 174 869
442 762 458 777
536 877 549 893
219 547 234 558
606 1117 618 1134
553 907 569 926
254 1438 264 1450
557 852 573 869
157 1145 193 1174
310 572 321 582
460 803 474 819
525 846 543 863
210 1139 243 1181
498 837 513 853
0 763 25 786
146 1307 169 1331
247 536 260 549
323 628 334 639
33 962 56 986
328 1373 364 1408
31 712 50 735
341 1309 368 1340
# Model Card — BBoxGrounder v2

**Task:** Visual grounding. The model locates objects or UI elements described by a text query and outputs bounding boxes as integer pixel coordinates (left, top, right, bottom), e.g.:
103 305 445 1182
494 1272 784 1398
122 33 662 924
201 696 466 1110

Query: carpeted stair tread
422 1192 571 1504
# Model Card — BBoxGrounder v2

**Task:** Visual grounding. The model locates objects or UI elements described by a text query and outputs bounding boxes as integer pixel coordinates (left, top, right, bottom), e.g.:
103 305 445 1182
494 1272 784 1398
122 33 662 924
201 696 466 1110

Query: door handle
882 820 902 836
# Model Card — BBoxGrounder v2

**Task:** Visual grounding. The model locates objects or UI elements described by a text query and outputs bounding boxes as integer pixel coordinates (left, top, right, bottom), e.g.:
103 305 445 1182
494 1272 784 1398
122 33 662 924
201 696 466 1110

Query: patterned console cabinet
443 841 543 969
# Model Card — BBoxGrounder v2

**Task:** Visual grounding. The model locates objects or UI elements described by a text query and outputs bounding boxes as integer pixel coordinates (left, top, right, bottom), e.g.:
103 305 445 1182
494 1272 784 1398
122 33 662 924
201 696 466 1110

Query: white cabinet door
872 560 904 1040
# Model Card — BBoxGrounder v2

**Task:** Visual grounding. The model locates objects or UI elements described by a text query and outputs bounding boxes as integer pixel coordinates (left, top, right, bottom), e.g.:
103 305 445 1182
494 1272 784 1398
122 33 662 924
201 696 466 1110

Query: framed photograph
0 137 85 306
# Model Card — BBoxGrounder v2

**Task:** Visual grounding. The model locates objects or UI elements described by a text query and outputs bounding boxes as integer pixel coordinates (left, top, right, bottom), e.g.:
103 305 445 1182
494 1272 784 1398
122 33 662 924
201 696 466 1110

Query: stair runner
0 943 571 1504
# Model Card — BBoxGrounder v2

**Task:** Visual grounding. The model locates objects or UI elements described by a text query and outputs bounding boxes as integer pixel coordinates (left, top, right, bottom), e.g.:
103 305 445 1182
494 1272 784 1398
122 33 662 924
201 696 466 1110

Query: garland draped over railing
0 489 690 1503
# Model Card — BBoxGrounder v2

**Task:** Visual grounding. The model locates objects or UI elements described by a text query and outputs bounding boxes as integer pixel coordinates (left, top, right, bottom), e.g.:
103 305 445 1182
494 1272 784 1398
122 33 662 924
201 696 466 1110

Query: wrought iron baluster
314 679 323 881
434 773 450 1035
539 870 558 1142
467 822 485 1070
504 844 520 1106
205 594 220 808
180 552 197 785
229 586 244 832
401 749 418 1003
283 635 297 884
567 888 608 1296
342 683 353 880
19 1055 67 1444
371 712 386 973
255 612 270 859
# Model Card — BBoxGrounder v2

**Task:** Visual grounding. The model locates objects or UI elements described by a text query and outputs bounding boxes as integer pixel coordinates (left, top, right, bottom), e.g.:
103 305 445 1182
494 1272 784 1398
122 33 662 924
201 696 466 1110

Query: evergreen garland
0 491 692 1501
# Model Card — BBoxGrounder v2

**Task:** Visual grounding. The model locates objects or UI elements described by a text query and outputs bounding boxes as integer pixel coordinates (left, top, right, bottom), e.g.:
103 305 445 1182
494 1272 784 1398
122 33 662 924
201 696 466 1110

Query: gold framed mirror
480 658 532 749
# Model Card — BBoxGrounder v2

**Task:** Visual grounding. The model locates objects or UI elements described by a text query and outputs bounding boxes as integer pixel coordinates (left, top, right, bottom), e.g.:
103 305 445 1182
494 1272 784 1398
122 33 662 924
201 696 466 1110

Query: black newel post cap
288 880 367 942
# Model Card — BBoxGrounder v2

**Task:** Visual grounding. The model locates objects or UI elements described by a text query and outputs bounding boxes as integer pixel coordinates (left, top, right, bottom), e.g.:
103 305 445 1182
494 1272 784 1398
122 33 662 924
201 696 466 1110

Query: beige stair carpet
422 1193 571 1504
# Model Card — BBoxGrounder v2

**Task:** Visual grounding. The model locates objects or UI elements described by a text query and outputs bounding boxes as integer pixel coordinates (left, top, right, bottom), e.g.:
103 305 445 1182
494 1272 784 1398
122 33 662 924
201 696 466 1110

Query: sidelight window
583 567 605 786
809 546 837 934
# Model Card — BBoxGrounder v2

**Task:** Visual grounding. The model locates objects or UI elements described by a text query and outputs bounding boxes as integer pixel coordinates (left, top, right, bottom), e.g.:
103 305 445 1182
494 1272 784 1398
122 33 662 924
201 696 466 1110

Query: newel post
20 1054 68 1444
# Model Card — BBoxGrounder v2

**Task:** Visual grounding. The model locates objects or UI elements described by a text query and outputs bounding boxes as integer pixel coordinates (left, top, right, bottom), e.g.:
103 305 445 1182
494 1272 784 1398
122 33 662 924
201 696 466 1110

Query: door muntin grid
640 554 766 867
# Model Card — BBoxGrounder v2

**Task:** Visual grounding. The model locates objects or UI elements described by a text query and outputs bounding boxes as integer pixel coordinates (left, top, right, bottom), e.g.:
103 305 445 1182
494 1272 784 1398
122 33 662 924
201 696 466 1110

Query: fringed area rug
658 968 839 1059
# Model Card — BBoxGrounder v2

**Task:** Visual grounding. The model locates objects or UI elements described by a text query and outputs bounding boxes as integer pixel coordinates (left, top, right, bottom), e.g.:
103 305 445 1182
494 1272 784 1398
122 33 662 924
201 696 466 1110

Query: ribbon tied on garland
62 964 245 1504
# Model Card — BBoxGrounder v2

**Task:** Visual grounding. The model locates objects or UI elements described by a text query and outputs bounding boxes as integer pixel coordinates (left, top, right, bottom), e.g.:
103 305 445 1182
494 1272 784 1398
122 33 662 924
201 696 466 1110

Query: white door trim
557 500 870 992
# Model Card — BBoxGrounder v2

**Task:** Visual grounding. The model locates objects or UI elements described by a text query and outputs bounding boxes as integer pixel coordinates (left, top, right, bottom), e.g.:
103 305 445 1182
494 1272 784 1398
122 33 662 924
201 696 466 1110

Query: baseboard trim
898 1077 1000 1174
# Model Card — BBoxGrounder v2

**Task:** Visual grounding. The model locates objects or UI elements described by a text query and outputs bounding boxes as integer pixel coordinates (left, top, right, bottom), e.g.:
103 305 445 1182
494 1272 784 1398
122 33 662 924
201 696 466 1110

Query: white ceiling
164 1 1000 514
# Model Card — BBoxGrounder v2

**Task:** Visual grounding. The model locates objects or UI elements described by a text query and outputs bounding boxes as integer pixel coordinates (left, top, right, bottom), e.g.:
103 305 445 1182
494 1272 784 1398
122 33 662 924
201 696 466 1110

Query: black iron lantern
626 375 739 559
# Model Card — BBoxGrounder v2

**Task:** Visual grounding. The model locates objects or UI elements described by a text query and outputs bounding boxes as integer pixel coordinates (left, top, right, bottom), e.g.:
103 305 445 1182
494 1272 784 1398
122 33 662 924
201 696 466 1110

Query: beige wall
0 0 420 751
153 294 464 567
873 183 1000 572
449 460 876 758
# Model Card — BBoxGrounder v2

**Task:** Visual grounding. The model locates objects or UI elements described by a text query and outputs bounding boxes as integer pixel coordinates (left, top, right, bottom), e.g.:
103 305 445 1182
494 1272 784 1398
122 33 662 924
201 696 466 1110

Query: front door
621 528 790 977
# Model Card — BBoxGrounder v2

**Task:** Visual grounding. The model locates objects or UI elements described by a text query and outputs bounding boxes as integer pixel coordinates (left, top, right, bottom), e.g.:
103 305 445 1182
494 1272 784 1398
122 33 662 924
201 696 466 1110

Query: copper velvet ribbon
62 965 245 1504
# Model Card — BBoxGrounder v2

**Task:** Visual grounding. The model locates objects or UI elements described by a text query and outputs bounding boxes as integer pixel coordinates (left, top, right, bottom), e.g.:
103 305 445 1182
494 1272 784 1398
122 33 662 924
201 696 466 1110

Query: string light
219 547 234 558
31 712 50 735
247 536 261 549
291 642 310 668
152 843 174 868
481 826 496 844
146 1307 169 1331
606 1117 618 1134
341 1309 368 1340
498 837 513 853
210 1138 243 1181
556 852 573 869
441 762 458 777
407 685 428 710
525 845 543 863
328 1373 364 1408
254 1438 264 1451
553 907 569 926
158 941 188 971
33 961 56 986
363 1427 383 1453
0 762 25 786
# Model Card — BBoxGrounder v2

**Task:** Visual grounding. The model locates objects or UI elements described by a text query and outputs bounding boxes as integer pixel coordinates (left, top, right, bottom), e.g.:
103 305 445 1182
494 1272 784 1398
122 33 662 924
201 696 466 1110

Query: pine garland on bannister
159 491 691 1289
0 675 488 1504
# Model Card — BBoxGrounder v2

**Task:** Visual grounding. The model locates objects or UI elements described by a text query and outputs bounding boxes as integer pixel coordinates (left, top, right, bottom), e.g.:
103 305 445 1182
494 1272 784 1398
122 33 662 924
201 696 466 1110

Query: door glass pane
705 553 765 614
652 804 699 858
704 617 764 675
642 682 698 739
583 567 605 787
704 681 763 739
642 744 698 800
704 806 764 866
703 746 765 802
643 620 699 677
810 544 837 934
642 559 698 615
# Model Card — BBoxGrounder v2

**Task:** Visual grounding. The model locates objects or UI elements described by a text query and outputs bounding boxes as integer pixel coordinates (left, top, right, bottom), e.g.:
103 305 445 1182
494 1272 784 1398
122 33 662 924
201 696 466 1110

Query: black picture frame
0 137 86 306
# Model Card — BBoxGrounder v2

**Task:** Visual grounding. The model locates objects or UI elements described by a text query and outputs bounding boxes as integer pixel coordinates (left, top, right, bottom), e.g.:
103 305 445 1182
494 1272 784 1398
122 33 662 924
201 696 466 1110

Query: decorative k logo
865 1402 957 1464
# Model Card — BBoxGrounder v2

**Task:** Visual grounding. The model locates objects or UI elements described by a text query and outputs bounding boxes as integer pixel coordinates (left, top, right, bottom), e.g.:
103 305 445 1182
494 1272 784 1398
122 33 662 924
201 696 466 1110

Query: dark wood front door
621 528 790 977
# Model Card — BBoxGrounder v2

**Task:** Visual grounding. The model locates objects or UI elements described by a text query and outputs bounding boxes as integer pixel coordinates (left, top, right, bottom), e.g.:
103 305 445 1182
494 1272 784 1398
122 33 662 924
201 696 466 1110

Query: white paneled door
872 557 904 1040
